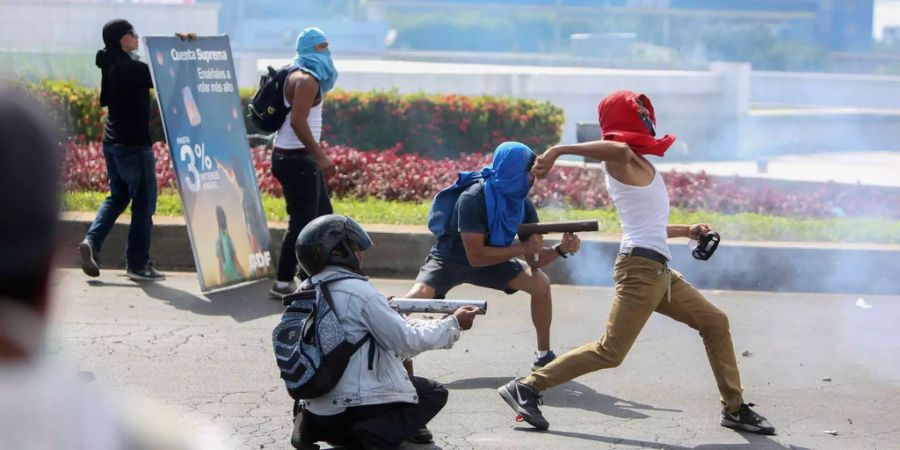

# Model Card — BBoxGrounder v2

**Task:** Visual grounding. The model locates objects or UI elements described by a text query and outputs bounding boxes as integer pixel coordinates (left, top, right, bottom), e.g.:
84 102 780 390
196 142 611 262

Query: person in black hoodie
79 19 164 281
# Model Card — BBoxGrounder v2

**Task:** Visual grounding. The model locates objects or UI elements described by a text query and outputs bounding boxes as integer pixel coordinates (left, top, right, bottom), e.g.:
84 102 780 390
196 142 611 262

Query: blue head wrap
427 142 535 246
480 141 536 246
293 27 338 94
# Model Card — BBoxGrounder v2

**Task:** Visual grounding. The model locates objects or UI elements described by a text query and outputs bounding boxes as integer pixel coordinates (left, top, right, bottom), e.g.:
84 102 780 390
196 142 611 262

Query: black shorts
414 255 526 298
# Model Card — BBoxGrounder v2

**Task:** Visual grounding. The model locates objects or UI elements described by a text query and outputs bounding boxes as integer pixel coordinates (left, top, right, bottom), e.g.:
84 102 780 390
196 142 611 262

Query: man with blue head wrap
405 141 582 372
293 27 338 95
269 27 340 299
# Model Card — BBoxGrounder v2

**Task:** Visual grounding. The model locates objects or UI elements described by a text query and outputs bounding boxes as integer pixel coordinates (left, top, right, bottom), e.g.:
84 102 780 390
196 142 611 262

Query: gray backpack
272 272 373 400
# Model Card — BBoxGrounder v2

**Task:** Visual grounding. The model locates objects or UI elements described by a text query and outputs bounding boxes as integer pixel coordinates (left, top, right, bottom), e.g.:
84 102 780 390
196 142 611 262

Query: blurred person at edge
268 27 339 300
0 91 207 450
78 19 165 282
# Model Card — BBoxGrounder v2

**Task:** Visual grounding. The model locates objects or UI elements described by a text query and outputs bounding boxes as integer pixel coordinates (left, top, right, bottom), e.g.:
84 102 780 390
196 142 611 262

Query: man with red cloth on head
497 90 776 436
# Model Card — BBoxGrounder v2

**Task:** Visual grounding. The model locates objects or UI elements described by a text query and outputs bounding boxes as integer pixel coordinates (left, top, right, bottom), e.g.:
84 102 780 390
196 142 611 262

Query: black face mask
635 98 656 137
640 115 656 137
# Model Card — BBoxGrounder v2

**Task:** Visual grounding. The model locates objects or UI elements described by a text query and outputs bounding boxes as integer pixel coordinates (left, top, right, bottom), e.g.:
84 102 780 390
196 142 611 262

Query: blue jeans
85 143 158 269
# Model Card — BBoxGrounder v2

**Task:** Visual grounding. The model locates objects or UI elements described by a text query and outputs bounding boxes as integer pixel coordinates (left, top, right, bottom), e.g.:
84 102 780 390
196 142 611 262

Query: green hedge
23 80 564 157
22 80 106 141
322 90 564 157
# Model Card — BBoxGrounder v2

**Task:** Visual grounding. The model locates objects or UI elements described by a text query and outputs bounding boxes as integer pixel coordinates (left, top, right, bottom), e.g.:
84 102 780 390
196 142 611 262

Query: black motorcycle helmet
295 214 373 276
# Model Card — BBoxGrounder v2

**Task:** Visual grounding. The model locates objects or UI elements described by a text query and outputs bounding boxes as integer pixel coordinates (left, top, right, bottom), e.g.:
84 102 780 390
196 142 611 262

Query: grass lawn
63 191 900 244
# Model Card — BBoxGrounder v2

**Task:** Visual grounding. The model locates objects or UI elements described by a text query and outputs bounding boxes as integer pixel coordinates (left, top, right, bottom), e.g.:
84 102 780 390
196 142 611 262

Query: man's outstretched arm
667 223 712 239
533 140 632 177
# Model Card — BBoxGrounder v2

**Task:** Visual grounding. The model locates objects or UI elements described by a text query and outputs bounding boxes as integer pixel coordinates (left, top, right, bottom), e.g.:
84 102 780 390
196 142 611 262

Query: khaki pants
523 254 744 411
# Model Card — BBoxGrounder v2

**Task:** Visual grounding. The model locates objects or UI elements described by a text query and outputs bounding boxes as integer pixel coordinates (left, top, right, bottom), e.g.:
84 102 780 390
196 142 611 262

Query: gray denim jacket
303 267 462 415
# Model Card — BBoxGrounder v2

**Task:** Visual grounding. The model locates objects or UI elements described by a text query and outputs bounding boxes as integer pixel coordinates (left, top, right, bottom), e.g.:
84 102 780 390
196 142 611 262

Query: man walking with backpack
78 19 164 281
274 214 480 449
267 27 339 299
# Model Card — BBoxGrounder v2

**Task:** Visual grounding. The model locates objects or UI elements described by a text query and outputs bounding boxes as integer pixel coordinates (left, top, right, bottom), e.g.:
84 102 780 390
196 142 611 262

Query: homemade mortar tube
517 220 600 235
517 220 599 262
390 299 487 315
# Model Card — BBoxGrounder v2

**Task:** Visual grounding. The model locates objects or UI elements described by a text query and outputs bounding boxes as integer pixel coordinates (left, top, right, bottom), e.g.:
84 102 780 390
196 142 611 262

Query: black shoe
721 403 776 435
406 426 433 444
290 405 320 450
126 261 165 282
78 240 100 277
497 378 549 430
531 350 557 370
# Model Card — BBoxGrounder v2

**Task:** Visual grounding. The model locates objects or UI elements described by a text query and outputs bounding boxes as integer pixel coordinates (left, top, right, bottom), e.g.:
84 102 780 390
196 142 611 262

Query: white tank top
273 68 323 149
603 162 672 260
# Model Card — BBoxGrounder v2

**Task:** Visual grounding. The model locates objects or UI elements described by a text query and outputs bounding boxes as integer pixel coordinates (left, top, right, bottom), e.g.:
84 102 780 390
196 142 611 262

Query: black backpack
272 273 374 400
248 65 293 133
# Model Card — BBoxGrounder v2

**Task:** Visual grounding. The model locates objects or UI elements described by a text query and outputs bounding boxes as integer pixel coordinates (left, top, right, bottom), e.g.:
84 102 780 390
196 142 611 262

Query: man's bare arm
533 140 632 178
667 223 711 239
667 225 691 238
550 141 632 162
460 232 541 267
525 247 561 269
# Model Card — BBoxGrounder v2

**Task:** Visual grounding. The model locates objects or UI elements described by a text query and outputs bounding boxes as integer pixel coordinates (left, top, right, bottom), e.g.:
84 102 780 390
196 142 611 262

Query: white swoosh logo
516 385 529 406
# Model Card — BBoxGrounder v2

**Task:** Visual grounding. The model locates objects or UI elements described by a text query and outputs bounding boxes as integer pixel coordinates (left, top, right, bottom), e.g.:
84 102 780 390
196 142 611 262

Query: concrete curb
58 214 900 295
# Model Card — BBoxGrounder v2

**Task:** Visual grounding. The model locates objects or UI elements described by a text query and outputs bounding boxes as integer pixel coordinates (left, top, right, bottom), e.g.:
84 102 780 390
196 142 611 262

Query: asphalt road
47 269 900 450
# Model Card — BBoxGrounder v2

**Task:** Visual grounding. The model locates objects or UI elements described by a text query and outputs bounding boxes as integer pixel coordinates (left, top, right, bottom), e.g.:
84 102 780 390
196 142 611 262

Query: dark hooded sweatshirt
96 20 153 146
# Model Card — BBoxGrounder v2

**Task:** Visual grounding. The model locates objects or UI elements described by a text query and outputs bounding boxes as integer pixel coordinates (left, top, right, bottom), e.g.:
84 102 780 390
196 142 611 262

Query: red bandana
597 90 676 157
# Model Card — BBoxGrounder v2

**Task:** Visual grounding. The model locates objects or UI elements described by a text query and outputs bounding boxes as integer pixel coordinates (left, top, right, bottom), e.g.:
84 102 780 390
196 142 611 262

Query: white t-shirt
273 68 323 150
603 161 672 260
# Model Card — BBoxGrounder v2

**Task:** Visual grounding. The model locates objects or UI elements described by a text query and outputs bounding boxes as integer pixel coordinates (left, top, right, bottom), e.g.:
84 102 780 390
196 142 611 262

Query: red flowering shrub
61 139 900 219
61 138 176 192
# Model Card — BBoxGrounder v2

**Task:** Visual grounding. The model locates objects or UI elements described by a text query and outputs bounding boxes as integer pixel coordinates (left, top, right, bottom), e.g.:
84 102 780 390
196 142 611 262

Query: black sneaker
126 262 165 282
78 240 100 277
721 403 776 435
406 426 433 444
497 378 549 430
290 404 320 450
532 350 557 370
269 281 297 300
